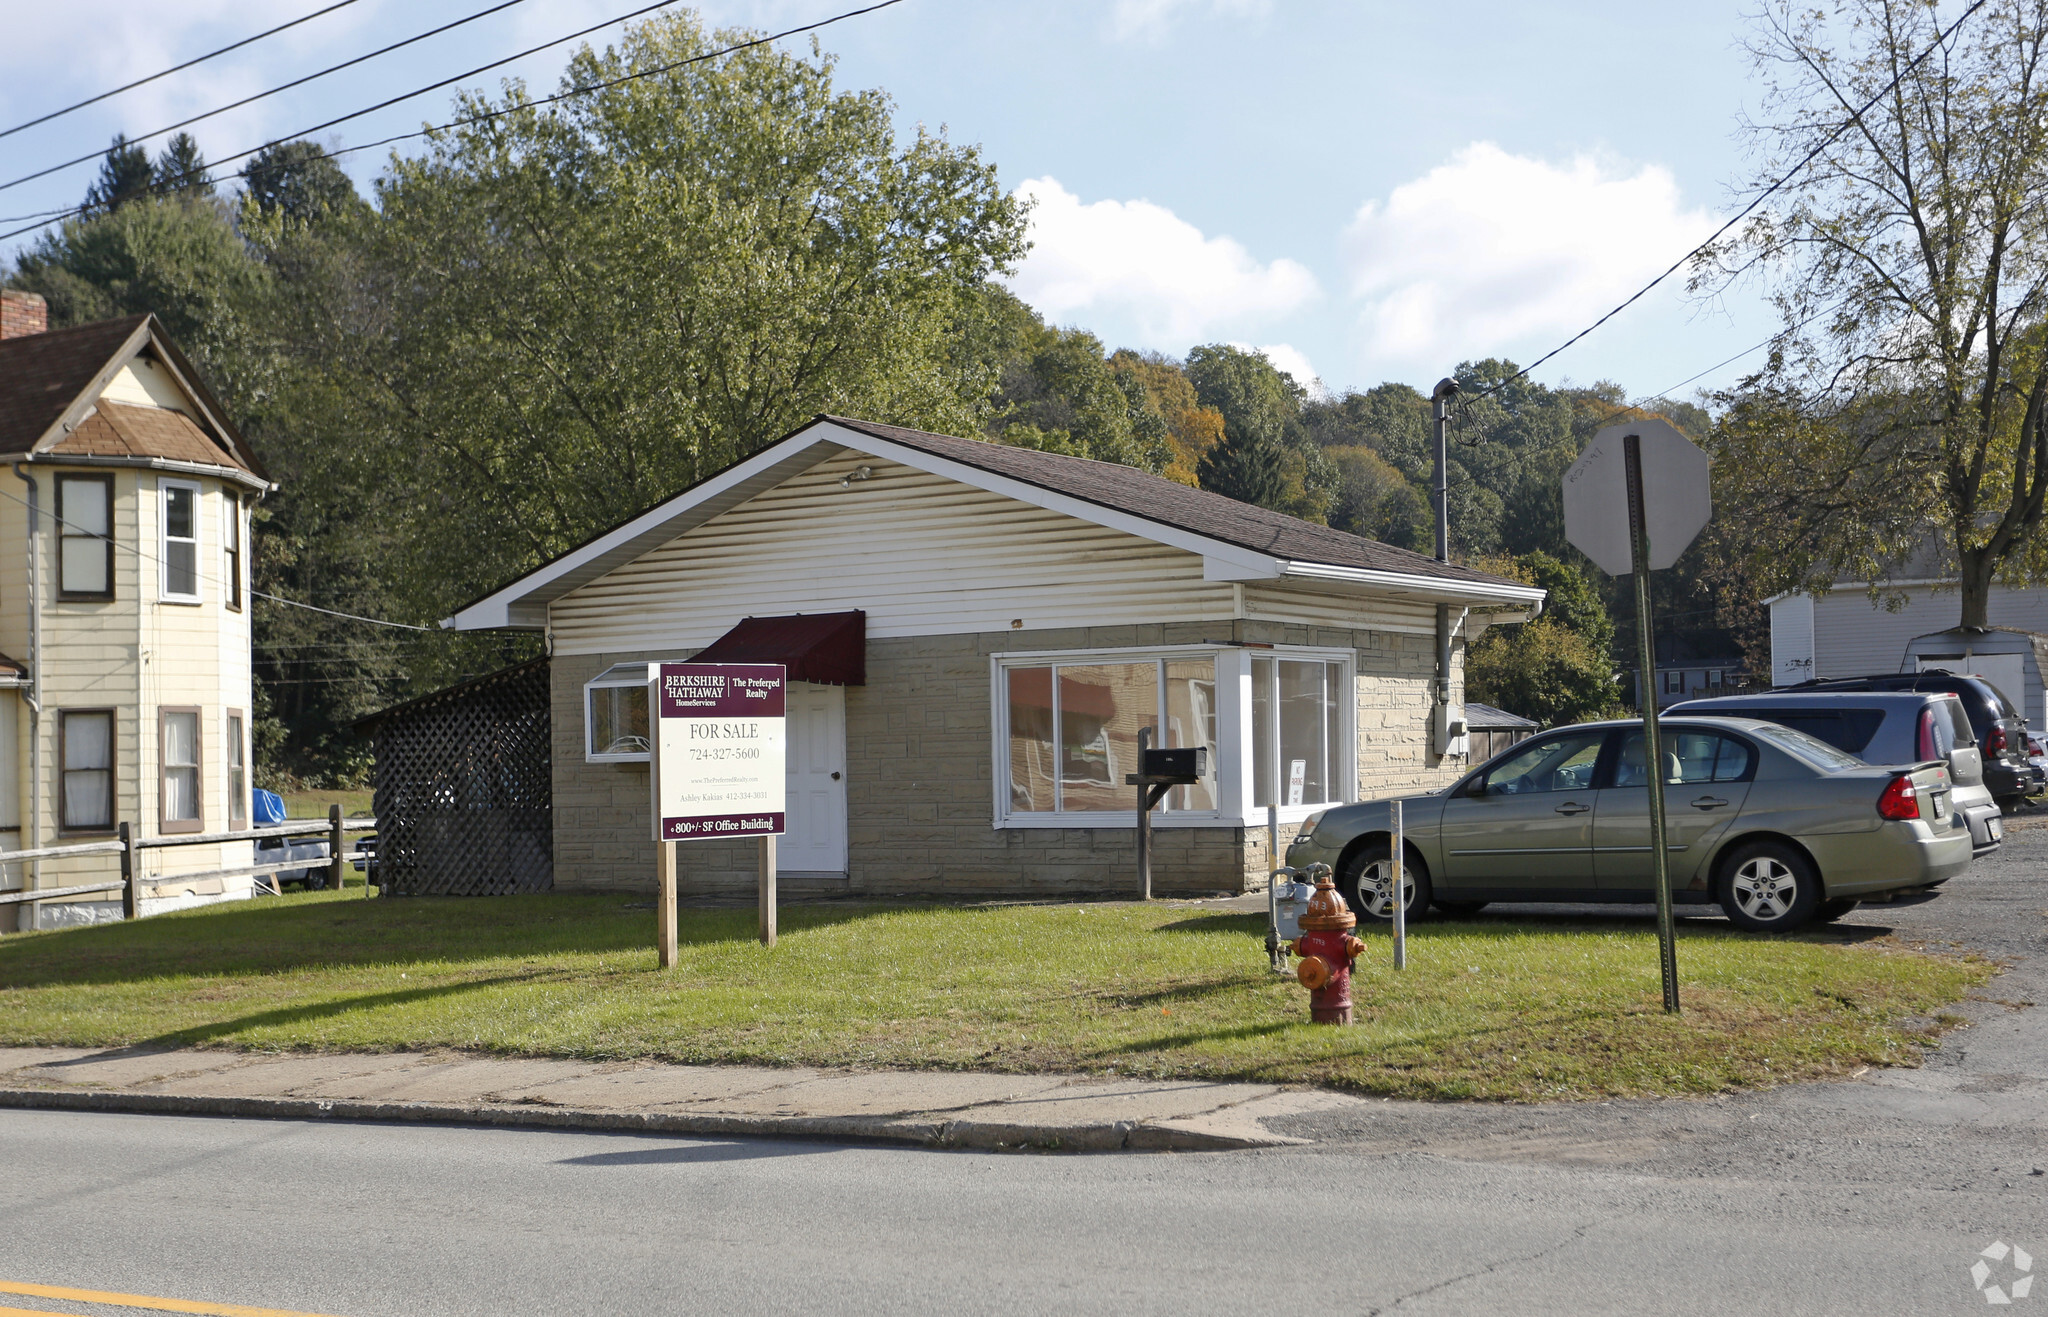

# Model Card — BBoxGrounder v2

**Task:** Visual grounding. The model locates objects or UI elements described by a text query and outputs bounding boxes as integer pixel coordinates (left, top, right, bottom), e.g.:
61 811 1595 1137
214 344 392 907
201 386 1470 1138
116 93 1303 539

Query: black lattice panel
371 660 552 896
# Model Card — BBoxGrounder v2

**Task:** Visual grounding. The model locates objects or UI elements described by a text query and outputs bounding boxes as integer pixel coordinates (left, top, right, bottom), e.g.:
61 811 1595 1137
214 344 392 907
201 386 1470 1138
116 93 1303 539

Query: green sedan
1283 716 1973 933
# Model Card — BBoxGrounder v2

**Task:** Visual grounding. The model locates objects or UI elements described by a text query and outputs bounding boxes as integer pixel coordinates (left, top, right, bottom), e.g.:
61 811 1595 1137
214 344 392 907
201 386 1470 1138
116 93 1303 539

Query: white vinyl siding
549 453 1237 654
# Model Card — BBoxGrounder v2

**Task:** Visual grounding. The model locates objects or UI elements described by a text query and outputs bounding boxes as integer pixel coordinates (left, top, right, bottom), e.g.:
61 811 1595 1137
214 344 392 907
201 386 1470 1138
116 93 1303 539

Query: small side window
55 473 114 601
161 480 200 602
585 664 652 762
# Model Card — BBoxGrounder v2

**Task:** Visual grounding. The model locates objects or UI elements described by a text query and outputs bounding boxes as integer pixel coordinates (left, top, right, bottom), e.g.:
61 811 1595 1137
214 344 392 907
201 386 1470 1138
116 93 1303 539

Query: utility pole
1430 378 1459 563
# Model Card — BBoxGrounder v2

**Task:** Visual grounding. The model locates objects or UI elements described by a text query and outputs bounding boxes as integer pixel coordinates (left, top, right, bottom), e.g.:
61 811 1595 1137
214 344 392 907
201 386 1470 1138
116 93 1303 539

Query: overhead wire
0 0 364 142
0 0 539 195
0 0 908 244
1461 0 1991 407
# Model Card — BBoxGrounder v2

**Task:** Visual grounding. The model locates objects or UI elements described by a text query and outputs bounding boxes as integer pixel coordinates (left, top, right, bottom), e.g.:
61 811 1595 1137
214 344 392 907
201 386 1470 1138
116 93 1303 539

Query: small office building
444 416 1543 898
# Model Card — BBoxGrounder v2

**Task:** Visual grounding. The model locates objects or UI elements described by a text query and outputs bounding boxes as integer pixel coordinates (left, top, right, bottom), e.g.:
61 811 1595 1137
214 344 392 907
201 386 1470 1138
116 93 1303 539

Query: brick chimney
1 289 48 339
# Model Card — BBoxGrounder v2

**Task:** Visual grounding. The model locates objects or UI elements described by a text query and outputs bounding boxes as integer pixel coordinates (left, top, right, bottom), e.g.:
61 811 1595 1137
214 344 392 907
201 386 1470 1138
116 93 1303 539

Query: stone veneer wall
549 618 1468 900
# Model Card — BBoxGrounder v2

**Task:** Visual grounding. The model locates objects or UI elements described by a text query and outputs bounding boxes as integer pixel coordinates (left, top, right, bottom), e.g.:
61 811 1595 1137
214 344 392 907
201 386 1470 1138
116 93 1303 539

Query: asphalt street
1 831 2044 1316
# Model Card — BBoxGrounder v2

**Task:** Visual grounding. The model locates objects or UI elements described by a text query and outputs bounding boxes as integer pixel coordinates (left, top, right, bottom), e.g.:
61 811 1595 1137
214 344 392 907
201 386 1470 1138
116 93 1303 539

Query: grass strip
0 891 1992 1101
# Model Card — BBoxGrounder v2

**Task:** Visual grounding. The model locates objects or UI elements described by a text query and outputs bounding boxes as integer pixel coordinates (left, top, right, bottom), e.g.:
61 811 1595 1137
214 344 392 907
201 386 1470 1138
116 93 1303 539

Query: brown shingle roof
821 415 1520 588
51 401 248 471
0 315 148 456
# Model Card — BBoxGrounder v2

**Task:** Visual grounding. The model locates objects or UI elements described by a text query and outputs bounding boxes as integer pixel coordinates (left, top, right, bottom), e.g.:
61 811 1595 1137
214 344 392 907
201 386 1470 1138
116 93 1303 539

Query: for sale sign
650 663 786 842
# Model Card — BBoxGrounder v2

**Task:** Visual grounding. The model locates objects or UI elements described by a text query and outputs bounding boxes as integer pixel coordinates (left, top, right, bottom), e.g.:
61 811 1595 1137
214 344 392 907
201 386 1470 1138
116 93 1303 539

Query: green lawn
0 892 1992 1100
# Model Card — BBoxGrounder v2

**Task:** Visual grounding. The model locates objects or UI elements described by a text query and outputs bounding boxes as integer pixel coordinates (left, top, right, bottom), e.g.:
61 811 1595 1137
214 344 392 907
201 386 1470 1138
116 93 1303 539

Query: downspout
11 464 39 932
1430 379 1460 761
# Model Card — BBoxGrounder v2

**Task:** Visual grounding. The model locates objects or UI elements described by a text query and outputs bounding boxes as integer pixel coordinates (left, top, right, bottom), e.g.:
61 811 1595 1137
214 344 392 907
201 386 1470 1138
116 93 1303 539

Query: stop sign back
1563 418 1711 576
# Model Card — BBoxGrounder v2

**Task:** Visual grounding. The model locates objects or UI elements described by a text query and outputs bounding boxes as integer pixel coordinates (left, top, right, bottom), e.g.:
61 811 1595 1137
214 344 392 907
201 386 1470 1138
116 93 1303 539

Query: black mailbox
1138 746 1207 783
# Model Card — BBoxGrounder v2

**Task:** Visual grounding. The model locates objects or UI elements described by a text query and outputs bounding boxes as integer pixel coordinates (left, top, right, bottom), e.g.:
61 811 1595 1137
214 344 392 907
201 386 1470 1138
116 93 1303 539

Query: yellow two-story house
0 290 272 929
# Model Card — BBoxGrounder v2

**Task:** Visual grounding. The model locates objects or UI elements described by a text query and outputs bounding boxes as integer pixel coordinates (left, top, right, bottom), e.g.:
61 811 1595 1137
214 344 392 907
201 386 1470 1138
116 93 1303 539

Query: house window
223 495 242 611
60 709 115 832
160 707 202 832
1001 652 1223 818
226 711 247 828
1663 669 1686 695
584 664 652 762
55 473 114 601
1251 657 1347 808
161 480 200 601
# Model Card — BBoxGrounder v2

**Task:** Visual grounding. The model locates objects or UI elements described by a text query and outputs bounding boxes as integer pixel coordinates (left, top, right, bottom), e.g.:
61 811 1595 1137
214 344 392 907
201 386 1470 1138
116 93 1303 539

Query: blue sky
0 0 1782 401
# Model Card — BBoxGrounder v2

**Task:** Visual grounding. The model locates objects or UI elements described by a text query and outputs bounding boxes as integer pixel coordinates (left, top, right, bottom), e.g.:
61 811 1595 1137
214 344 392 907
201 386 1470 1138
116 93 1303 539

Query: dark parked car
1783 670 2031 811
1666 690 2003 855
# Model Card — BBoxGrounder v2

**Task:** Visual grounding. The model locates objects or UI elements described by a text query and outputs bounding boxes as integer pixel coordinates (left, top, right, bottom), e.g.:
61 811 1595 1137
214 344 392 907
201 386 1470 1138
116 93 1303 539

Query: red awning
692 610 866 686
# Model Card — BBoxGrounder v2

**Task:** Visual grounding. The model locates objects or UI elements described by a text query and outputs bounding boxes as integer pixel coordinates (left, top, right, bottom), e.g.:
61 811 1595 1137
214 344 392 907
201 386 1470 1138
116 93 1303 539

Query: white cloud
1108 0 1271 41
1343 142 1716 377
1009 176 1318 347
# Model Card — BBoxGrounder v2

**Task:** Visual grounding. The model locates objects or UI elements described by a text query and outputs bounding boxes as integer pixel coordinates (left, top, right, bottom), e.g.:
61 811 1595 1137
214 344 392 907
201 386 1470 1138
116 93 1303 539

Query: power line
0 0 364 142
1465 0 1991 404
0 0 538 195
0 0 910 245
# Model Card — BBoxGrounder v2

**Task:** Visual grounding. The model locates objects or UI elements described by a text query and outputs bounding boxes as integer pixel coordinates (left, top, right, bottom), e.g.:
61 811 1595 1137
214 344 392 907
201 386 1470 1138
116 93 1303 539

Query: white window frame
159 478 202 603
584 663 654 762
990 643 1355 830
222 493 243 612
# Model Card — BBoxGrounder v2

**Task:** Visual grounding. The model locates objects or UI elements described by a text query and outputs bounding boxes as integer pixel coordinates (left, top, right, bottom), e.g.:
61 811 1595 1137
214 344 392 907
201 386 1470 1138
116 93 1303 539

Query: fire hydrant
1289 868 1367 1024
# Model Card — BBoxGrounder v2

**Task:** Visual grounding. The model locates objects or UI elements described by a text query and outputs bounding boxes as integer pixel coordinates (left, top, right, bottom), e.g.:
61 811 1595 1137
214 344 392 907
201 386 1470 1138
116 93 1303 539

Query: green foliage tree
1323 444 1426 550
1699 0 2048 629
295 11 1027 613
153 133 213 197
240 140 361 222
1466 551 1621 726
82 135 154 215
7 195 264 376
971 285 1173 471
1187 342 1335 520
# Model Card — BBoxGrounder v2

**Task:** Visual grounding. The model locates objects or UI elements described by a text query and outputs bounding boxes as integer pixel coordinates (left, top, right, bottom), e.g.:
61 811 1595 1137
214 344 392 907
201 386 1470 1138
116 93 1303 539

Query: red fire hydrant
1290 869 1367 1025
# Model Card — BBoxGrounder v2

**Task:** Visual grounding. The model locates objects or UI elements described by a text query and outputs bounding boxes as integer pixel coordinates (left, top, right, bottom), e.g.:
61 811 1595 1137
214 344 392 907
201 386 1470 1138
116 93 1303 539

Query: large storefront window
1005 657 1217 815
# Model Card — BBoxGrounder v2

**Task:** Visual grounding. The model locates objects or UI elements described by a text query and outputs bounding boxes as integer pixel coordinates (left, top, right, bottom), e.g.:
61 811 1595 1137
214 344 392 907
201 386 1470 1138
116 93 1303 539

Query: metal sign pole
1266 804 1283 971
1390 799 1406 970
1136 727 1153 901
1624 433 1681 1015
759 834 777 948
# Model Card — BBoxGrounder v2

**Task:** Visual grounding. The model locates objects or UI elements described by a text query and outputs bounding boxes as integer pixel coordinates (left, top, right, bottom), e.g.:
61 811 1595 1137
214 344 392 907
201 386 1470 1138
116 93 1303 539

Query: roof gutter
15 450 273 495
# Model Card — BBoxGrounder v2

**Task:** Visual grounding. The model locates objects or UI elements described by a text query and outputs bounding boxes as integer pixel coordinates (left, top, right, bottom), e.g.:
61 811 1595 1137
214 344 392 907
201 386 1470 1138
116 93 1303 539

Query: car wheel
1339 840 1432 923
1434 900 1489 918
1718 841 1821 933
1814 897 1859 923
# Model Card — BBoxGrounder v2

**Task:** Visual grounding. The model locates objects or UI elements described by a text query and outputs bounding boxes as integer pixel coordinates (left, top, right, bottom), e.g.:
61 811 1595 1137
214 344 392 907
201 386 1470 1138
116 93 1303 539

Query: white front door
782 682 847 873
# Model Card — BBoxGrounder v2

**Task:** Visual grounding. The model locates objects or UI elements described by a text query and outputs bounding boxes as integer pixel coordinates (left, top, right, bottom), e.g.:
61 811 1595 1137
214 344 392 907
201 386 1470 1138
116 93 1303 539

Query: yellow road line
0 1280 346 1317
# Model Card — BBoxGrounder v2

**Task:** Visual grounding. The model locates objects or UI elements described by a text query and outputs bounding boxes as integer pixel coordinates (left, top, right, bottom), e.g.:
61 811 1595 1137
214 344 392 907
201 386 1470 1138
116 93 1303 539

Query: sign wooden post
758 835 777 947
651 662 787 959
656 840 678 968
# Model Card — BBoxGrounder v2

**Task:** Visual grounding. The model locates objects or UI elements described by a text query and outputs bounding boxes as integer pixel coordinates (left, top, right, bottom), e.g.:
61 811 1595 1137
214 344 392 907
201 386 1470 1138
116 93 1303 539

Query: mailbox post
1125 728 1207 901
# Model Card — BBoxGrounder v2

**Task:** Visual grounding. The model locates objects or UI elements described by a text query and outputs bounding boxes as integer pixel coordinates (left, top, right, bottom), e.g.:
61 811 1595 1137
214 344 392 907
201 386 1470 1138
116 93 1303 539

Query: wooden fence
0 805 379 920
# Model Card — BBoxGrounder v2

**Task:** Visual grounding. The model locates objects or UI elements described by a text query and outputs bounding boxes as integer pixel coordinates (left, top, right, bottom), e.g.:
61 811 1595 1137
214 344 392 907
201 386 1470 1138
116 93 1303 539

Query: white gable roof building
447 416 1544 897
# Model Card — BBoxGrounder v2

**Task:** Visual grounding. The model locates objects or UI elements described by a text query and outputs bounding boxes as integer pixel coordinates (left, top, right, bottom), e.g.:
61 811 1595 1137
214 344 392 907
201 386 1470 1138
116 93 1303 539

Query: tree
310 11 1028 610
7 195 264 375
240 140 359 222
1199 416 1289 508
82 135 153 214
970 286 1173 471
1109 349 1223 485
1187 343 1335 519
1323 444 1427 550
1700 0 2048 629
1465 553 1621 726
153 133 213 197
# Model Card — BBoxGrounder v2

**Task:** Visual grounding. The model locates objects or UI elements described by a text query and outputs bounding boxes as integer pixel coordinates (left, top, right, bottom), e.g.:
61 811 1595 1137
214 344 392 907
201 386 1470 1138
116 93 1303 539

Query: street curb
0 1085 1276 1153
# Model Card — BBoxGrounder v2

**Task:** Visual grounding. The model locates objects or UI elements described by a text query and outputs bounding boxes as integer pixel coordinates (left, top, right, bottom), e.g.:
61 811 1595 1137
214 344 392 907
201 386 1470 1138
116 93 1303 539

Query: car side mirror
1464 779 1487 798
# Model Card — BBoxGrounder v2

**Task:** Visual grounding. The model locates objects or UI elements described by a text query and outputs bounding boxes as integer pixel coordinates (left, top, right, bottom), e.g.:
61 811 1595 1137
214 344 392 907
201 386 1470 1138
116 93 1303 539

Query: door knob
1690 796 1728 810
1554 801 1589 815
830 771 841 780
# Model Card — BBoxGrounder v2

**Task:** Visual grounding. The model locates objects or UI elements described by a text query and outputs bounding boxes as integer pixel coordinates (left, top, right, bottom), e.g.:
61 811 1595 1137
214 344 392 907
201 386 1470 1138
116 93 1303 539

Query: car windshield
1745 722 1865 772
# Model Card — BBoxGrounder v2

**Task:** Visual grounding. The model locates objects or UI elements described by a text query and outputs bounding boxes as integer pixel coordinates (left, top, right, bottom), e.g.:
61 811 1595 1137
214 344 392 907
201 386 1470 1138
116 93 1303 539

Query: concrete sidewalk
0 1046 1364 1152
